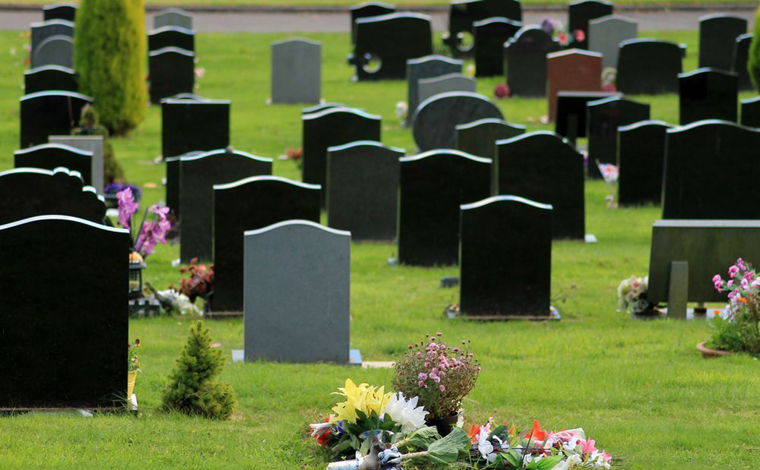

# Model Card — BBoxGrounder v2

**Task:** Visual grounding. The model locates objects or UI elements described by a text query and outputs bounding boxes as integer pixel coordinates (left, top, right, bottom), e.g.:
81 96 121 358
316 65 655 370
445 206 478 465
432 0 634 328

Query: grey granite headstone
413 91 504 151
154 8 193 30
588 15 638 70
270 38 321 104
456 118 525 192
418 73 477 106
406 55 463 126
31 20 73 58
49 135 104 194
32 35 73 68
244 220 351 363
667 261 689 320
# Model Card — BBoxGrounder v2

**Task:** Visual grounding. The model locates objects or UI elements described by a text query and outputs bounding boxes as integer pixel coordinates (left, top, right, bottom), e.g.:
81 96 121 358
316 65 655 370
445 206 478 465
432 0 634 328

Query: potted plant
617 276 660 319
174 258 214 313
393 333 480 436
127 338 141 399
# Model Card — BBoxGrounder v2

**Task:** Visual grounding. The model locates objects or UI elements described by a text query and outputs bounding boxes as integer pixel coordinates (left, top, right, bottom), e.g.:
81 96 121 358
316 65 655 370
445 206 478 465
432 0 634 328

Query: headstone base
445 304 561 321
585 234 598 243
231 349 362 365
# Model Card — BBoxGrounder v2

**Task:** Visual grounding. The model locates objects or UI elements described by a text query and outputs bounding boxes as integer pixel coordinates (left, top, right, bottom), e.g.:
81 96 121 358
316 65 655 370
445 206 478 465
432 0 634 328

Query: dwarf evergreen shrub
748 6 760 90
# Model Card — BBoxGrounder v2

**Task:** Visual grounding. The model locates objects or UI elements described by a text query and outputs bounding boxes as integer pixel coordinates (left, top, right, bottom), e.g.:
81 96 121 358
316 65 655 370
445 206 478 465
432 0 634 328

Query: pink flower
603 452 612 462
574 29 585 42
418 380 424 387
418 373 427 381
741 278 749 289
116 188 138 229
729 265 740 278
439 385 445 392
713 274 722 284
580 439 597 456
558 32 569 46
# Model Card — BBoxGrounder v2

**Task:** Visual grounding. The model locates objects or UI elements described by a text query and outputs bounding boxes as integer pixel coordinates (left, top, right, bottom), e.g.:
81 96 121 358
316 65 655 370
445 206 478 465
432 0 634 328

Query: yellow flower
330 379 392 424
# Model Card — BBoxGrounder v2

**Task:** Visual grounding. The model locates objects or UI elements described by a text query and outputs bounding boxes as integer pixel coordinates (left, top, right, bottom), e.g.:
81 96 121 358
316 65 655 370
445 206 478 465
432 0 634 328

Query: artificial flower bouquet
710 258 760 356
116 187 171 260
617 276 654 315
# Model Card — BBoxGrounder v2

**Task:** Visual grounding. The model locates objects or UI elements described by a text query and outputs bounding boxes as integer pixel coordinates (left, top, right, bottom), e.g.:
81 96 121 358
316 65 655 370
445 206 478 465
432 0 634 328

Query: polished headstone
445 0 522 56
617 120 673 207
148 26 195 52
398 150 491 266
48 135 104 194
741 96 760 127
0 215 128 408
555 90 618 141
350 2 396 44
568 0 614 50
547 49 602 121
19 91 92 148
32 35 73 68
678 68 738 125
179 149 273 263
496 132 585 240
417 73 476 105
460 196 552 317
353 13 433 81
244 220 351 363
406 55 463 125
504 26 561 98
149 47 195 104
326 141 404 241
588 15 638 70
413 91 503 151
14 143 93 185
733 33 754 91
586 96 650 178
271 38 321 104
663 120 760 219
617 39 682 95
31 20 73 57
43 3 77 22
301 103 347 115
24 65 77 94
154 8 193 30
212 176 321 313
698 14 747 70
456 118 525 192
302 107 381 206
473 17 522 77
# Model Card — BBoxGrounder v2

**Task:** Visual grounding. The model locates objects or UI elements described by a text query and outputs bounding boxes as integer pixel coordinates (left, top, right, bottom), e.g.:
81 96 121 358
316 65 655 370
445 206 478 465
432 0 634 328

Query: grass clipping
162 321 237 419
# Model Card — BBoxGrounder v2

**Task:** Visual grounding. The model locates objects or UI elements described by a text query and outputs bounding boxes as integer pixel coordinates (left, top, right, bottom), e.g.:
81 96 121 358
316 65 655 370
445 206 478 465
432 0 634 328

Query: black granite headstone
24 65 77 94
504 26 561 97
741 96 760 127
14 143 93 185
473 17 522 77
617 120 673 207
212 176 321 313
663 120 760 219
350 2 396 44
0 215 128 408
445 0 522 57
19 91 92 148
179 149 273 263
555 90 619 142
43 3 77 22
33 35 74 68
456 118 525 192
496 132 585 240
149 47 195 104
678 68 738 125
302 107 381 206
586 96 650 178
617 39 682 95
698 14 747 71
301 103 348 115
353 13 433 81
326 141 404 241
406 55 463 125
460 195 552 317
568 0 614 50
398 150 491 266
733 33 754 92
148 26 195 52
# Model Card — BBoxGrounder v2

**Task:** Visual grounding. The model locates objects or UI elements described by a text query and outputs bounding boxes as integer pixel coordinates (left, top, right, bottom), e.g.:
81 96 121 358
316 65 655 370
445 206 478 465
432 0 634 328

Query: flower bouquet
617 276 657 317
708 258 760 356
116 187 171 261
540 17 585 48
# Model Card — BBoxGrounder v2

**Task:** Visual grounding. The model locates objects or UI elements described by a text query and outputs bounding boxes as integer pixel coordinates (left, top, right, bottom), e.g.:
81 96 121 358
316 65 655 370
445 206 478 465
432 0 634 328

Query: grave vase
127 371 137 398
425 413 459 437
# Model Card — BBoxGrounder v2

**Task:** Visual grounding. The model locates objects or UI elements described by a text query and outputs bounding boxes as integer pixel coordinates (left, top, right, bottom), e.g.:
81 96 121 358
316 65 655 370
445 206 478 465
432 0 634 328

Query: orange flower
524 419 548 442
468 423 481 443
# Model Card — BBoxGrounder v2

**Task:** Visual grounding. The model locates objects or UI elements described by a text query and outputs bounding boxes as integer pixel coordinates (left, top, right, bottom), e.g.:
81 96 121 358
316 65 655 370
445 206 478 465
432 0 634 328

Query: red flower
557 32 569 46
524 420 549 442
494 83 510 99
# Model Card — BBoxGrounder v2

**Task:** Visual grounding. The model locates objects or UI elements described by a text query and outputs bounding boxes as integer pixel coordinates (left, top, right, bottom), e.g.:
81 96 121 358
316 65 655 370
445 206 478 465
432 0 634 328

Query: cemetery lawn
1 29 759 469
7 0 760 6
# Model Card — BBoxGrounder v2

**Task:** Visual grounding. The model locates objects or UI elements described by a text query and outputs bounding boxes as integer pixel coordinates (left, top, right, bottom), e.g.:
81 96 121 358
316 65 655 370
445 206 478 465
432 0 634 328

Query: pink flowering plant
616 276 653 315
117 187 171 260
393 333 480 420
710 258 760 356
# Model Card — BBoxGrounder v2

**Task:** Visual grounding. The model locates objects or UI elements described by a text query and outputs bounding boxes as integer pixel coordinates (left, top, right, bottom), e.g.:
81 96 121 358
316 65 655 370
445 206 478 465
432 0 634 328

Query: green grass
1 29 759 470
8 0 760 6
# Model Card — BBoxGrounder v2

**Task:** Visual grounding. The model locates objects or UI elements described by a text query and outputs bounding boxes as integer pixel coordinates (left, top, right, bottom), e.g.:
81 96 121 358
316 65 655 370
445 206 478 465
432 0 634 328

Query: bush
74 0 148 135
162 321 237 419
748 6 760 90
72 104 124 184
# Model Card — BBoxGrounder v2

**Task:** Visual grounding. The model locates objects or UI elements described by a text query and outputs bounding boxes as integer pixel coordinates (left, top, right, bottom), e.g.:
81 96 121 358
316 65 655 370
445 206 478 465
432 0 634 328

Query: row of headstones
147 8 197 104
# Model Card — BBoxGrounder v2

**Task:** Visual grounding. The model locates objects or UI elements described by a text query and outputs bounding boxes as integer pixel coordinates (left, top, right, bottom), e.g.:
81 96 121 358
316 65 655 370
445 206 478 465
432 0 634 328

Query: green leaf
427 428 471 464
395 426 441 452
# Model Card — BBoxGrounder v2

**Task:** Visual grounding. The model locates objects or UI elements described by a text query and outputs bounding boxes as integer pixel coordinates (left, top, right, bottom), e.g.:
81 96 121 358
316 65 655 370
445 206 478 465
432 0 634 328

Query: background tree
749 6 760 90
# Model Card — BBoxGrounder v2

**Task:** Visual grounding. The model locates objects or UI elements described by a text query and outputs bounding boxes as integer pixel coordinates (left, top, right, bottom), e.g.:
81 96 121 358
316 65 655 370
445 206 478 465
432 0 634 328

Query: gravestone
350 2 396 44
302 103 347 115
212 176 321 313
678 68 738 125
0 215 128 409
32 35 73 68
418 73 477 105
568 0 614 50
179 149 272 263
0 168 106 225
455 118 525 192
19 91 92 148
460 196 552 317
473 17 522 77
398 150 491 266
617 39 682 94
698 14 747 71
49 135 104 194
302 107 381 206
586 96 651 178
555 90 619 142
741 96 760 127
588 15 638 70
14 143 93 185
663 120 760 219
154 8 193 30
244 220 351 363
43 3 77 22
148 26 195 52
24 65 77 94
445 0 522 56
413 91 503 151
406 55 463 125
496 132 585 240
31 20 74 57
547 49 602 122
504 26 561 97
353 13 433 81
270 38 321 104
617 120 673 207
733 33 754 91
149 47 195 104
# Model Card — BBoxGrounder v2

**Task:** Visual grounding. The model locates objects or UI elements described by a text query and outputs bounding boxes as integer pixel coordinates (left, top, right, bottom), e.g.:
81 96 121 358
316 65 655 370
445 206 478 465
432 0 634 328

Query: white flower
309 421 331 438
476 425 498 462
383 393 427 433
395 101 408 120
552 453 583 470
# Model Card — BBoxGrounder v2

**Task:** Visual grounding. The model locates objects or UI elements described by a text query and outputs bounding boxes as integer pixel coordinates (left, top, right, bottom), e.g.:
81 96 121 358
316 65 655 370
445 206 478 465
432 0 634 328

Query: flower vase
426 414 459 437
696 342 733 358
127 371 137 398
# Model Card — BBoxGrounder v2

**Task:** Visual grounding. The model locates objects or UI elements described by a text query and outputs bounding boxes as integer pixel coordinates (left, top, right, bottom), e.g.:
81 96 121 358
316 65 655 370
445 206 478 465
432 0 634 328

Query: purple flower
116 188 138 229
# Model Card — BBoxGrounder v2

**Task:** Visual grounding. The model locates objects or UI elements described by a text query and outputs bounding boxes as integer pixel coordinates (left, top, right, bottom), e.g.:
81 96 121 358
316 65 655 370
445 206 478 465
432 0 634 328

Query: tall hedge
749 6 760 91
74 0 147 135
